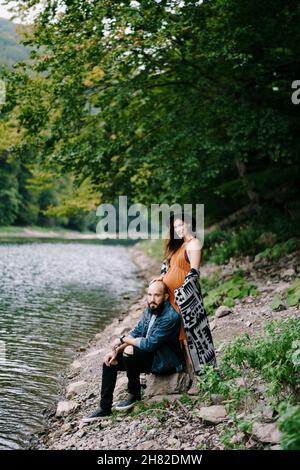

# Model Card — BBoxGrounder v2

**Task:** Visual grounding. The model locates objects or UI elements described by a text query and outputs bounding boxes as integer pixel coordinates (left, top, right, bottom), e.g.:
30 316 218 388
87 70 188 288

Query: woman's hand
149 275 165 285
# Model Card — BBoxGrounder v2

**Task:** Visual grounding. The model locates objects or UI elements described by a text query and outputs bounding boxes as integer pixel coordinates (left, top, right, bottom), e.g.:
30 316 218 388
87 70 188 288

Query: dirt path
32 247 299 450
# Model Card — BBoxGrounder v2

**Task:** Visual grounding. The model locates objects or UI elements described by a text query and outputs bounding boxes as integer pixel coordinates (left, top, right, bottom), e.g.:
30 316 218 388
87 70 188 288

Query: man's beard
148 300 165 313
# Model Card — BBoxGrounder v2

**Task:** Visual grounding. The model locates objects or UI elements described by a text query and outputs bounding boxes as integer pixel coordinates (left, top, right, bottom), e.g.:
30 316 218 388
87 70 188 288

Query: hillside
0 17 29 68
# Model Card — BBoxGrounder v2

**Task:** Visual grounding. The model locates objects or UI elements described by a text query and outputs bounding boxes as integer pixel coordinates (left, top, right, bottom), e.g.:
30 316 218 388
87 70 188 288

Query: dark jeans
100 347 154 412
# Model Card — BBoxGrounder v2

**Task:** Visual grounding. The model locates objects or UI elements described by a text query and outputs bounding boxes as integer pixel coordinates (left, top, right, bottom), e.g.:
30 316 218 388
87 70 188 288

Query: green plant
202 271 257 315
278 405 300 450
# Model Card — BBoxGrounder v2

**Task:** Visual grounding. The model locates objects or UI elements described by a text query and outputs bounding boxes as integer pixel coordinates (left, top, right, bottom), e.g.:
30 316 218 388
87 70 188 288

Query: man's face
147 282 168 310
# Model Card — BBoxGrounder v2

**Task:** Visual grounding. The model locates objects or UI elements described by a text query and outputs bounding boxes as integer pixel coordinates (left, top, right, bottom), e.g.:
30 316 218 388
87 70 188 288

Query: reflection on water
0 242 142 449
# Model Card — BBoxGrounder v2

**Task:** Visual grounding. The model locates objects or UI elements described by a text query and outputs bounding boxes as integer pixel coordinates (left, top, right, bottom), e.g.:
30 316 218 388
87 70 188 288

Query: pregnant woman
151 213 216 375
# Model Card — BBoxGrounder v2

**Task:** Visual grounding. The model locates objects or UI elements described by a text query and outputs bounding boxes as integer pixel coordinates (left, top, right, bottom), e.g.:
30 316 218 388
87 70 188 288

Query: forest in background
0 0 299 238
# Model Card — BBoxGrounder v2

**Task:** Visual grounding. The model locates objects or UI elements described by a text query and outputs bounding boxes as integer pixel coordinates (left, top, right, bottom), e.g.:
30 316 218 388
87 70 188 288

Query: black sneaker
114 395 140 411
82 408 111 422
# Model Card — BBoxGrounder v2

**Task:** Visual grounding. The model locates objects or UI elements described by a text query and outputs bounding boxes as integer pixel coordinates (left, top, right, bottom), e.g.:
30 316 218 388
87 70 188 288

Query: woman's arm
186 238 202 271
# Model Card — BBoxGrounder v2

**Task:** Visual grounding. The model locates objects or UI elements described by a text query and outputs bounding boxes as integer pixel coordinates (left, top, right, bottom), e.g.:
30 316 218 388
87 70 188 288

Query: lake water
0 241 143 449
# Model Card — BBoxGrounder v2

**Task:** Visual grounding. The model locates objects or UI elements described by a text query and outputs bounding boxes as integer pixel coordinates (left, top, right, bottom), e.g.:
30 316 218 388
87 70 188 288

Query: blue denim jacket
130 300 184 375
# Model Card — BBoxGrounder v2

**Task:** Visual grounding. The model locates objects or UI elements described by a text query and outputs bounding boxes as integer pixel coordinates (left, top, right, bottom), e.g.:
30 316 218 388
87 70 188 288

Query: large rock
196 405 227 424
85 348 104 358
252 422 281 444
66 381 87 398
144 372 192 398
113 375 128 402
56 400 79 417
215 306 232 318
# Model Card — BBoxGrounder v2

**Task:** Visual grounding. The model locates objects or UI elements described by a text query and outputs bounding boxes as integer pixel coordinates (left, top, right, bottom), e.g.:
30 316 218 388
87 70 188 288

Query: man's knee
123 345 134 356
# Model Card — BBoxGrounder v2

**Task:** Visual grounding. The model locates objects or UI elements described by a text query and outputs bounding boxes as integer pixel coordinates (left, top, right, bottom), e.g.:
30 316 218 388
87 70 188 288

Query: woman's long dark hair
163 213 197 266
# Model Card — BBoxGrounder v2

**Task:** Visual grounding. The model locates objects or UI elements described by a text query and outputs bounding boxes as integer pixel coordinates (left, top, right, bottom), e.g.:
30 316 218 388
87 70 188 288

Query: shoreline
31 246 300 450
32 245 160 450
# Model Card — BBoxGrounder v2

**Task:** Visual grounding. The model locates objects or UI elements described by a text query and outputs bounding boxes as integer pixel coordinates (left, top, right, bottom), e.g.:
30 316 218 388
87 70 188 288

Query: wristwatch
120 335 126 344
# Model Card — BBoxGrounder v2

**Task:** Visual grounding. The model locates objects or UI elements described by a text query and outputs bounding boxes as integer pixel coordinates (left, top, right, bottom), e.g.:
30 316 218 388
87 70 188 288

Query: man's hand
111 338 121 351
103 350 118 366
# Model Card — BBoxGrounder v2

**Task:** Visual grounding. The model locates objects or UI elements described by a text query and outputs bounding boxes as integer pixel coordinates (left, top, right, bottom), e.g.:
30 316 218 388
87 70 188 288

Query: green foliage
222 319 300 395
284 276 300 308
278 405 300 450
260 239 298 261
204 207 300 264
201 271 257 315
2 0 299 221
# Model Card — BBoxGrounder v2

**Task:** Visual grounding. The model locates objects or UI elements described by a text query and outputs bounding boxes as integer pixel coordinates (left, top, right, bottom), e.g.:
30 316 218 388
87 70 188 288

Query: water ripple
0 242 142 449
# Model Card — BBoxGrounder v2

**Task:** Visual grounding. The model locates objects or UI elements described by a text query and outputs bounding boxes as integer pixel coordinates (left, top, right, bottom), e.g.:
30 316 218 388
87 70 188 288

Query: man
84 280 184 420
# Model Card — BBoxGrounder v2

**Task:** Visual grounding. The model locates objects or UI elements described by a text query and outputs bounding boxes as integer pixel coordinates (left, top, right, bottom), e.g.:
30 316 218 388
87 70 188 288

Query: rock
230 432 245 445
70 360 82 370
136 441 156 450
113 375 128 402
215 306 232 318
85 349 104 358
281 268 296 280
233 377 246 388
66 381 87 399
144 373 192 398
209 319 217 331
95 333 103 340
270 444 281 450
61 423 73 433
196 405 227 424
147 394 182 404
56 401 79 417
252 422 281 444
166 437 180 448
211 394 225 405
113 326 130 337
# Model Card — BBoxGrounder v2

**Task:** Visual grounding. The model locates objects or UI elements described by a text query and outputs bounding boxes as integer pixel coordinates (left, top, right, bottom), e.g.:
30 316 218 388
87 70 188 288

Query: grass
201 269 257 315
195 318 300 449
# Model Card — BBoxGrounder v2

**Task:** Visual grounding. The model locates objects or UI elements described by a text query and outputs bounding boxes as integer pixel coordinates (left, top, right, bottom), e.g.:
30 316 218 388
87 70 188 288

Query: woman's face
173 218 190 239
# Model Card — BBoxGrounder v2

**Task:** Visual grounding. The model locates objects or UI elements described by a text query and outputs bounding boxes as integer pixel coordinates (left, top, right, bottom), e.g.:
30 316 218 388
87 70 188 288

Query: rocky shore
32 246 300 450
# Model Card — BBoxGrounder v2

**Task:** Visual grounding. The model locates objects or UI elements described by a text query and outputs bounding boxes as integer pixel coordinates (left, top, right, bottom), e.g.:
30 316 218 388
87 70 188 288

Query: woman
151 213 216 374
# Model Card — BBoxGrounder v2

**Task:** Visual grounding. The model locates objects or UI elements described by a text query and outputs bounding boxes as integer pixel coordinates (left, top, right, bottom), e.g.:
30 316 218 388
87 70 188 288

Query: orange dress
163 243 190 342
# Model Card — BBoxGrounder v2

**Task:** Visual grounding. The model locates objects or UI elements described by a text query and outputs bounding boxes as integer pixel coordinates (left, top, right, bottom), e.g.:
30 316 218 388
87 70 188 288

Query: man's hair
149 280 169 295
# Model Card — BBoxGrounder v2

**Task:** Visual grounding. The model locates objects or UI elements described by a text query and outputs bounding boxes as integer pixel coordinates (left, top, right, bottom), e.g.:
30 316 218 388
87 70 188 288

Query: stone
252 422 281 444
215 306 232 318
209 319 217 331
70 360 82 370
113 326 130 337
233 377 246 388
66 381 87 399
281 268 296 280
147 394 182 404
61 423 73 433
211 394 225 405
230 432 245 445
113 375 128 402
85 349 104 358
56 401 79 417
196 405 227 424
143 373 192 398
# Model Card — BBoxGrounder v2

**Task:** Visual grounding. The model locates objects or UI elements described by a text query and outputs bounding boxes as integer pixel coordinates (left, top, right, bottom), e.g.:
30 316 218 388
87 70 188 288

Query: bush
278 405 300 450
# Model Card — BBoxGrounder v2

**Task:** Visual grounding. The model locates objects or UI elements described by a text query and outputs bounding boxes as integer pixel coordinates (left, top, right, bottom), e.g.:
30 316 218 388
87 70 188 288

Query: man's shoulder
162 301 179 320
